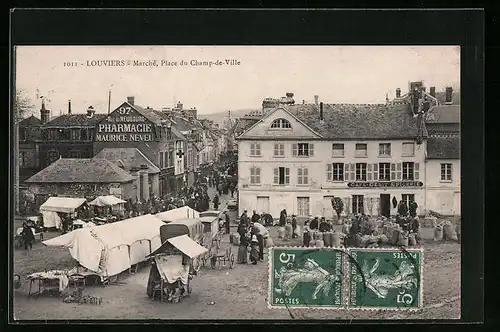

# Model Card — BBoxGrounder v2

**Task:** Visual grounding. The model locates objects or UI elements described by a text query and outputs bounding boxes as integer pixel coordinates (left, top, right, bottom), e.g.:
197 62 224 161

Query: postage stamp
348 247 424 310
268 247 344 309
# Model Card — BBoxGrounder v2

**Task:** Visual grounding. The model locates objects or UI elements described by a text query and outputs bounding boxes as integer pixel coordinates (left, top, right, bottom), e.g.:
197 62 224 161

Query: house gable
95 102 157 142
238 107 322 140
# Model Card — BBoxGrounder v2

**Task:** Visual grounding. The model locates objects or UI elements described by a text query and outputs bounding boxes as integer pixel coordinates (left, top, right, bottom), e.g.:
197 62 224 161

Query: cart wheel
229 253 235 269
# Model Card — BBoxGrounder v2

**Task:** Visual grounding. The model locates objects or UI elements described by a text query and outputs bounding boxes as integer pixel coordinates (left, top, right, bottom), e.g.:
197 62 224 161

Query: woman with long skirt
237 225 249 264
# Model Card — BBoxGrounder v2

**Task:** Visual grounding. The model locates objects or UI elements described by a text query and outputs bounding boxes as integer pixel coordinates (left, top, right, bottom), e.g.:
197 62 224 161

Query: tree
14 89 34 214
331 197 344 220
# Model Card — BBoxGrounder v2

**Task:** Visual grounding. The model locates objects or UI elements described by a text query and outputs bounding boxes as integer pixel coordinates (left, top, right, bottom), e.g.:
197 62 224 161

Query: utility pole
108 90 111 114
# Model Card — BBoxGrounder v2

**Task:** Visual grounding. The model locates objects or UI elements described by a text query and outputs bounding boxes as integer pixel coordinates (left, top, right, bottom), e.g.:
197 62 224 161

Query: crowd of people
120 159 239 218
235 210 274 265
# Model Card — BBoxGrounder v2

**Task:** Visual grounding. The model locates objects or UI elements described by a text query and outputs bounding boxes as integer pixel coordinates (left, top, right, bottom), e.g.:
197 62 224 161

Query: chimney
177 101 183 111
429 86 436 97
190 108 197 119
302 100 305 104
87 106 95 118
314 95 319 105
396 88 401 98
40 100 50 124
127 96 135 105
319 102 324 121
445 87 453 104
68 99 72 115
286 92 294 98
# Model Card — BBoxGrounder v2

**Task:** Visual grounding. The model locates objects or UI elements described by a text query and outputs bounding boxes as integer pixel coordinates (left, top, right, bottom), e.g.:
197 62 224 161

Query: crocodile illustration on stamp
348 247 424 310
268 247 344 309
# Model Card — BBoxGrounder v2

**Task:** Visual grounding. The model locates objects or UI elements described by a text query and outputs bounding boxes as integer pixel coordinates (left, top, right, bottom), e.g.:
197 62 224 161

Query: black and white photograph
12 44 462 320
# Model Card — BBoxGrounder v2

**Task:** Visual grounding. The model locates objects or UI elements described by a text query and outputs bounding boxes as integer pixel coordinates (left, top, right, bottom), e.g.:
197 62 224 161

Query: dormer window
271 118 292 129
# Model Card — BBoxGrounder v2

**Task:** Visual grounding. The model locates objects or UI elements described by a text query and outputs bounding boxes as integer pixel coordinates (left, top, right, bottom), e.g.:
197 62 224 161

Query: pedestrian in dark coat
230 183 235 198
213 194 220 210
409 201 418 218
224 211 231 234
309 217 320 230
21 223 35 250
240 210 249 227
251 210 261 224
217 183 223 196
291 215 298 238
279 210 287 227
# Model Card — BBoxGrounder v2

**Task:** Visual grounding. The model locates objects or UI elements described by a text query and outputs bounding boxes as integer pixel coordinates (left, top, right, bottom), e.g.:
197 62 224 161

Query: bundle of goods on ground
298 215 422 248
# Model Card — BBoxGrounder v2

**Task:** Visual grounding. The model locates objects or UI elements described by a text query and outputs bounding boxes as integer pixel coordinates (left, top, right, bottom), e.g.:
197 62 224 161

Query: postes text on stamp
348 248 424 310
268 247 344 309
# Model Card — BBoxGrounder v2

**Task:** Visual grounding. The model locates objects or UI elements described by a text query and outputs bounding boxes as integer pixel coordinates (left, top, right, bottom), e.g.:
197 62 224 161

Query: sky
15 46 460 116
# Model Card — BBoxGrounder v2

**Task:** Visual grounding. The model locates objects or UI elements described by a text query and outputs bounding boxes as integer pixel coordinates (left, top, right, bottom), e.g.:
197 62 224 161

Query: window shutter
292 144 298 156
390 163 396 180
327 164 333 181
414 162 420 180
373 163 378 181
285 168 290 184
274 144 278 156
309 143 314 156
297 168 302 184
256 167 261 184
396 162 402 180
304 168 309 184
350 163 355 181
273 168 279 184
344 163 349 181
256 143 261 155
367 163 373 181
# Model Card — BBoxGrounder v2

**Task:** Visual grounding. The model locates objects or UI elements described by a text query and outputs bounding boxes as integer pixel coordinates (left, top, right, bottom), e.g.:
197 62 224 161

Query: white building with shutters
236 103 427 219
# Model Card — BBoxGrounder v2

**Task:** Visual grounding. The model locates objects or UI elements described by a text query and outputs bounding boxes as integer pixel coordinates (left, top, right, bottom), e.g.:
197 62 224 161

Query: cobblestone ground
13 190 460 320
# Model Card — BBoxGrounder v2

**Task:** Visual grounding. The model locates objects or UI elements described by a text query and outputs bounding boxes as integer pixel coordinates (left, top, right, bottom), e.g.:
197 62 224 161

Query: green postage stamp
268 247 424 310
268 247 344 309
348 248 424 310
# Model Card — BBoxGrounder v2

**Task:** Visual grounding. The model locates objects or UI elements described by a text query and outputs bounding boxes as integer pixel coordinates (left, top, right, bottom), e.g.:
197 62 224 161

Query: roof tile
42 114 107 128
426 137 460 159
26 158 134 183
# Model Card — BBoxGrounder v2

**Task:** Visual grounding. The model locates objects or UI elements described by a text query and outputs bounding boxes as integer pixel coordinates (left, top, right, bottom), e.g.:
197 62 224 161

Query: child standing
250 235 259 265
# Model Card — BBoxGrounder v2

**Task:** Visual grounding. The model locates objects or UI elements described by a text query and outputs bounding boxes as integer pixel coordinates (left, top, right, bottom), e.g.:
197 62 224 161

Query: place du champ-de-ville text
71 59 241 68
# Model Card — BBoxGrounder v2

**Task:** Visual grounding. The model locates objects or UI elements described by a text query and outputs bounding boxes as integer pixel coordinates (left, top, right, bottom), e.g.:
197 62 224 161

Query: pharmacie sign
347 181 423 188
96 105 154 142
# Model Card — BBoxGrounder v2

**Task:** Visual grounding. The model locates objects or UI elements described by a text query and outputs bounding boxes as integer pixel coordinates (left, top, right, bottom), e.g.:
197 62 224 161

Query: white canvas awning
89 195 126 207
40 197 87 214
155 206 200 222
167 235 208 259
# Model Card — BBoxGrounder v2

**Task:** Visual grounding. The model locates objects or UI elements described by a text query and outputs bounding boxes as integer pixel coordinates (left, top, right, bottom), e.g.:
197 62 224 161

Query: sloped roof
129 103 163 124
93 148 160 174
20 115 42 127
26 158 134 183
42 113 107 128
435 91 460 105
427 137 460 159
286 104 427 140
426 105 460 124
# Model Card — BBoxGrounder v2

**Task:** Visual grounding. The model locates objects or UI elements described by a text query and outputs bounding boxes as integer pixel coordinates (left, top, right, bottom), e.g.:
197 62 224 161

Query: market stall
89 195 127 222
39 197 88 230
43 214 165 281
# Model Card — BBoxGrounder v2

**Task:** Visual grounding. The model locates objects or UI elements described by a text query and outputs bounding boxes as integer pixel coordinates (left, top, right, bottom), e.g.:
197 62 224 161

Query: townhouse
237 102 427 218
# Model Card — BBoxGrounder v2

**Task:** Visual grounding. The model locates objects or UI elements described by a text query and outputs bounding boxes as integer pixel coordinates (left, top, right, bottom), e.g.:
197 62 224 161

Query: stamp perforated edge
345 247 425 312
267 246 348 310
